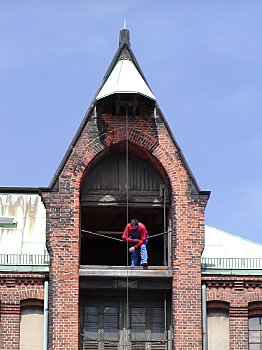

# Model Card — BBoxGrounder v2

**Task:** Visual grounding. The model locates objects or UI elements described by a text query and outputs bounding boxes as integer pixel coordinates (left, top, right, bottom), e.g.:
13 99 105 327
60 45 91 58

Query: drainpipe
44 279 49 350
202 283 207 350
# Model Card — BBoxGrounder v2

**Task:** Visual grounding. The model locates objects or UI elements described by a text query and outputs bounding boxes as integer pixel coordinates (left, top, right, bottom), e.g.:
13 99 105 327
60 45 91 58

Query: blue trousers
129 233 148 266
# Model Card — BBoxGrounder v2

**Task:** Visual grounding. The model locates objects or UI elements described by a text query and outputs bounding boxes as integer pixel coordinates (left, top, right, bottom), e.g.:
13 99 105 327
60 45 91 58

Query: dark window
83 304 119 342
81 295 169 349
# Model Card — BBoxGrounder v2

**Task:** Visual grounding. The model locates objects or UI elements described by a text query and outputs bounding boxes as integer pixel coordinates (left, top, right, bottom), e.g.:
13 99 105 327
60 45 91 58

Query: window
19 300 44 350
207 302 229 350
249 302 262 350
83 304 119 342
249 317 262 350
0 216 17 228
130 305 165 342
81 295 169 350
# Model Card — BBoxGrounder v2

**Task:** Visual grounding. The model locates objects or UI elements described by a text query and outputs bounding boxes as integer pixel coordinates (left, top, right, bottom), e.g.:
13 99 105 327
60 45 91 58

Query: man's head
130 218 138 229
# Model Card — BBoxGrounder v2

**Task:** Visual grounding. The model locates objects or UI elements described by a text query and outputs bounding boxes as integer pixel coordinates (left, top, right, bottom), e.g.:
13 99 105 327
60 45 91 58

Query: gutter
44 279 49 350
202 283 207 350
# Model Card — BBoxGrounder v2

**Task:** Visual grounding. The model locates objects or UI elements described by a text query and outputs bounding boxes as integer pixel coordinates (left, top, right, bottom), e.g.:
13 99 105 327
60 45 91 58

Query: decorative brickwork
0 273 45 350
204 275 262 349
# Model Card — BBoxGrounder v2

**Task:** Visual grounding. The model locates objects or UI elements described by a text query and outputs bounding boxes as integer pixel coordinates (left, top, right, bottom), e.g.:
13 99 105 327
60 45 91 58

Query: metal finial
124 19 126 29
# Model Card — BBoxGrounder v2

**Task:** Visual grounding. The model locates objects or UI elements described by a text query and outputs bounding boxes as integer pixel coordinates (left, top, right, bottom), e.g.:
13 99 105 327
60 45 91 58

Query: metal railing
0 254 50 266
202 257 262 270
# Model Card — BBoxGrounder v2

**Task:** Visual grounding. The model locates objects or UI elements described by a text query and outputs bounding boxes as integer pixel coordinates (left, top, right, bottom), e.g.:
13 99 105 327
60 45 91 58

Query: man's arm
135 224 147 248
122 224 133 243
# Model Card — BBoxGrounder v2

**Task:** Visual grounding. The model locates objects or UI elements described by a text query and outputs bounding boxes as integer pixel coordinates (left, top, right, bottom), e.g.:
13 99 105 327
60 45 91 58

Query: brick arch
80 140 171 194
248 301 262 318
247 293 262 304
19 289 44 302
207 300 230 311
206 290 232 303
20 298 44 308
66 126 186 196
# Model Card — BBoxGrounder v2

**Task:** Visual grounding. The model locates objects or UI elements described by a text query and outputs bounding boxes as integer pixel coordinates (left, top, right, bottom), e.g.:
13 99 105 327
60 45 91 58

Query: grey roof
202 225 262 258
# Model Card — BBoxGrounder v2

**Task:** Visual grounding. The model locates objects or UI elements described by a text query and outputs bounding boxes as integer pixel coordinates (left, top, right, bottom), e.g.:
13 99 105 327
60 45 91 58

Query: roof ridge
205 225 262 247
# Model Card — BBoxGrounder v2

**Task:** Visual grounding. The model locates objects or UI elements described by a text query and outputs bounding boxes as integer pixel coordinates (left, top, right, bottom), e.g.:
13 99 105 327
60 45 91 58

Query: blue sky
0 1 262 244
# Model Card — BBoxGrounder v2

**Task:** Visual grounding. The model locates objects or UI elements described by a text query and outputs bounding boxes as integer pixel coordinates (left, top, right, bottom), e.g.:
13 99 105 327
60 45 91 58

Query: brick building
0 29 262 350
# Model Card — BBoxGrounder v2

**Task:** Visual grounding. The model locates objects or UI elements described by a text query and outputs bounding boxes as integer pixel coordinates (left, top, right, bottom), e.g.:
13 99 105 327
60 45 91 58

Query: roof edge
49 29 155 188
156 103 209 194
0 187 49 194
205 225 262 247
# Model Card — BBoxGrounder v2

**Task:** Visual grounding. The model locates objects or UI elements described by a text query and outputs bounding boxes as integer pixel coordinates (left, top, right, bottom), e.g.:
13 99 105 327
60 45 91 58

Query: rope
81 229 169 242
81 229 123 242
125 106 130 349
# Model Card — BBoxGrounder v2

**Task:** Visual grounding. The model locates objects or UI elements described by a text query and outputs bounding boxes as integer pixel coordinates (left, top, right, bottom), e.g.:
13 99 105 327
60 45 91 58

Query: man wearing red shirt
122 218 148 267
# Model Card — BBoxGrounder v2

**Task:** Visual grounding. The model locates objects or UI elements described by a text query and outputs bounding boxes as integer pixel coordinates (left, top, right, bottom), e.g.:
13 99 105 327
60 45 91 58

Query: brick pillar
229 306 248 350
1 302 20 349
172 193 208 350
44 190 80 350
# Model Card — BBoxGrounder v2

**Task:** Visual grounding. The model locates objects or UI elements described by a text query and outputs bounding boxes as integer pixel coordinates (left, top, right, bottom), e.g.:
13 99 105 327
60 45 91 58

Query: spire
119 28 130 48
96 28 155 101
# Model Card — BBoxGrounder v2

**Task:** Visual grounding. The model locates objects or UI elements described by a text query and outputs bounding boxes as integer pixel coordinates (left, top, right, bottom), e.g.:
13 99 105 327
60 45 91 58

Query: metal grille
130 306 165 342
151 307 165 341
131 342 165 350
131 307 146 341
83 341 97 350
82 299 168 350
83 305 119 342
83 340 119 350
104 306 119 340
84 306 99 340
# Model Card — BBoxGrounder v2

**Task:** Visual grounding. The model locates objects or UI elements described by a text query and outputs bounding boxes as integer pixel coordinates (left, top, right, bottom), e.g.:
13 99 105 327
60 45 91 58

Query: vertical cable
125 104 129 349
163 186 167 266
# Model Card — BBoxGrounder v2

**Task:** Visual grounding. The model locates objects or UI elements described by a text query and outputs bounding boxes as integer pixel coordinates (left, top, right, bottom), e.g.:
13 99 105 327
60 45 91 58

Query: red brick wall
43 110 209 349
0 273 45 350
204 275 262 350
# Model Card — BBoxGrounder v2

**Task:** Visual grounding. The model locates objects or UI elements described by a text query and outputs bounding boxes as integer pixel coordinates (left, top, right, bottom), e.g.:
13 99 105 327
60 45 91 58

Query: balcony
201 257 262 275
0 254 50 272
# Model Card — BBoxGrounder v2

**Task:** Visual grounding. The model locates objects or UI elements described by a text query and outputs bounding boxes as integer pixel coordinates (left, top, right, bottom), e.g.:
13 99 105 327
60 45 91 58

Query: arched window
19 299 44 350
249 302 262 350
207 301 230 350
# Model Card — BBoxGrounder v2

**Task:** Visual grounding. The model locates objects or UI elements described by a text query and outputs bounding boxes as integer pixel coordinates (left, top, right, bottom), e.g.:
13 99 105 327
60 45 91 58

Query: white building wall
0 194 46 255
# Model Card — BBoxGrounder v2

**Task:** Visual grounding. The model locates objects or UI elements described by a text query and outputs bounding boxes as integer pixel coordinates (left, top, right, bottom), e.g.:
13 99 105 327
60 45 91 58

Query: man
122 218 148 267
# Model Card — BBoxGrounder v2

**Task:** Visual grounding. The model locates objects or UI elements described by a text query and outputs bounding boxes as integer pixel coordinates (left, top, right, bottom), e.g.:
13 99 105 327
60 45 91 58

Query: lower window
19 302 44 350
81 294 171 350
207 302 229 350
249 317 262 350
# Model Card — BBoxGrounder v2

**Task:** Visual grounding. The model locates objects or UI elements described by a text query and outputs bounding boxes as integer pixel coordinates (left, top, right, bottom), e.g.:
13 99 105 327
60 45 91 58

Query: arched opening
80 144 171 266
207 301 230 350
19 299 44 350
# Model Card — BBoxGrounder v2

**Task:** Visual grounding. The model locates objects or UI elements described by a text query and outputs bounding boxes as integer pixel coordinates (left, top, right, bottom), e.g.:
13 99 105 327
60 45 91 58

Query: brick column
172 193 208 350
1 302 20 349
44 190 80 350
229 306 248 350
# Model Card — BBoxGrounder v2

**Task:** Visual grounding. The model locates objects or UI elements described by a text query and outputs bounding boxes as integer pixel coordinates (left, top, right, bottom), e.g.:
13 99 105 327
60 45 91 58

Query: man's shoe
142 263 148 269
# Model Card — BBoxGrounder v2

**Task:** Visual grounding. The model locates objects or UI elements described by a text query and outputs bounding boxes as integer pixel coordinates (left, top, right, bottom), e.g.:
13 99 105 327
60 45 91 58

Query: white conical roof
96 59 156 100
202 225 262 258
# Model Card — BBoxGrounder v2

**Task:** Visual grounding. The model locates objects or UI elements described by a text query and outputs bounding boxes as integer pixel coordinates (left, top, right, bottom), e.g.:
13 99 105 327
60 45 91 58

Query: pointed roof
48 29 206 194
96 29 155 101
202 225 262 258
96 59 156 100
